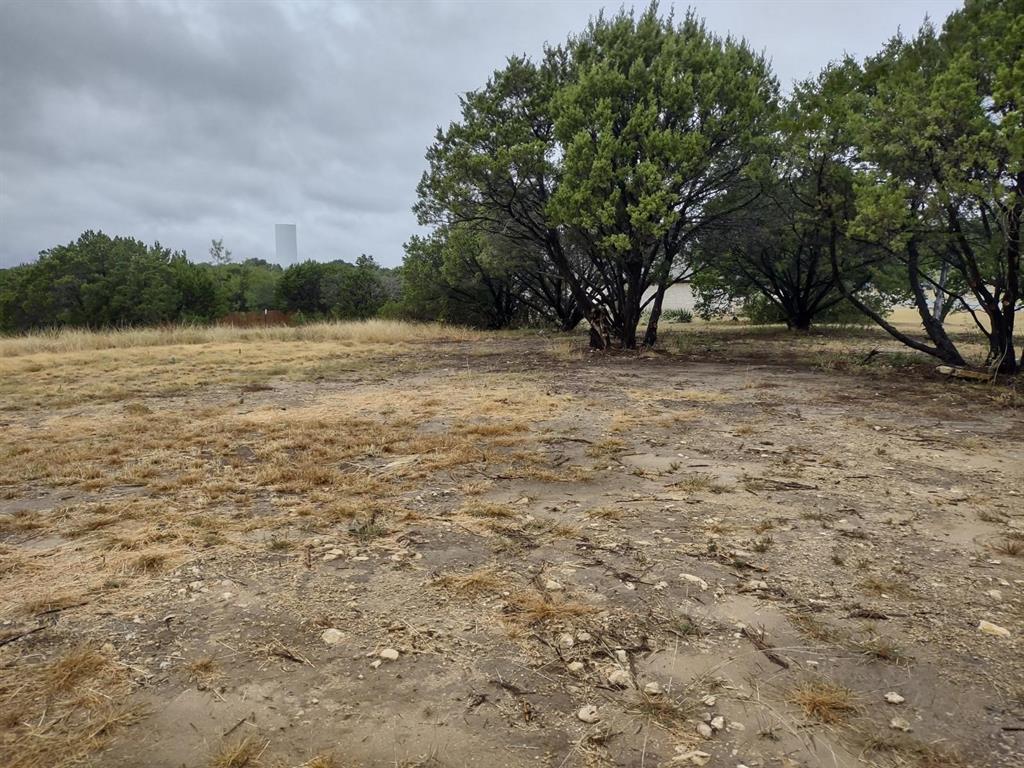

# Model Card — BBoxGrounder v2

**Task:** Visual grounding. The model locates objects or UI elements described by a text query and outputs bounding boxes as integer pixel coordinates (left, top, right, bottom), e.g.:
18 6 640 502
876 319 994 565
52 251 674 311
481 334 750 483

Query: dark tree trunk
790 312 812 331
560 306 585 332
643 283 668 346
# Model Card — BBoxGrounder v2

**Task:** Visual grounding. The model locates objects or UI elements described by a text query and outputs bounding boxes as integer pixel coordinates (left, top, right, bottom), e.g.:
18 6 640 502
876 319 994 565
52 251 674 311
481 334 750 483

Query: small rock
557 632 575 649
744 579 768 591
577 705 600 723
701 695 717 707
369 659 382 669
544 579 563 592
710 715 725 731
889 716 912 732
321 628 344 645
379 648 400 661
607 669 632 688
726 721 745 732
696 721 714 739
576 631 592 642
567 661 585 674
644 681 663 695
987 589 1004 602
884 692 905 705
323 553 339 561
978 620 1011 638
680 573 709 590
614 649 628 664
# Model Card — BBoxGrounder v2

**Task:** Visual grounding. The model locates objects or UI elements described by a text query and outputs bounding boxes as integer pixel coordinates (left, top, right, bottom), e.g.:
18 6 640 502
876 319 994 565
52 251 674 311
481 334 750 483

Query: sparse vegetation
788 679 859 724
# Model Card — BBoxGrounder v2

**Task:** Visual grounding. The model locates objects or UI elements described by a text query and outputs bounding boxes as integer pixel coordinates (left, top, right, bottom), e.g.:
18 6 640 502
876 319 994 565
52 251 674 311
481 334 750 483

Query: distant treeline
0 231 401 332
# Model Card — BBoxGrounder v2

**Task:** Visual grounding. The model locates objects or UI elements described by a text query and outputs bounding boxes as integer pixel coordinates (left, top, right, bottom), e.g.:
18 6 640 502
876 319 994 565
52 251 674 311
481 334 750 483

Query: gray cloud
0 0 962 268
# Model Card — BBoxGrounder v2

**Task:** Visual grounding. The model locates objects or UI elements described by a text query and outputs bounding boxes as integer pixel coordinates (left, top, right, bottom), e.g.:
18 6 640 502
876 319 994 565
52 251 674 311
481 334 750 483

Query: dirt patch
1 327 1021 767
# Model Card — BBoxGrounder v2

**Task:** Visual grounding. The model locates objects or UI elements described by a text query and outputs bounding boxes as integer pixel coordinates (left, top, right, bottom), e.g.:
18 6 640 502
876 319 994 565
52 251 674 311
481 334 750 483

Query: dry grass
433 566 507 597
0 319 480 357
672 472 727 493
459 501 518 519
626 691 697 730
0 646 139 768
209 735 267 768
504 590 598 627
992 537 1023 557
787 679 859 724
861 733 969 768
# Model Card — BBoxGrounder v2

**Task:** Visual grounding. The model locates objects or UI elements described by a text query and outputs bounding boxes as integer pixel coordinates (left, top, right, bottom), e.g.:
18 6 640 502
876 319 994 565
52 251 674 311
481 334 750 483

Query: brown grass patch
503 590 598 627
460 501 518 519
209 735 267 768
433 566 506 597
0 646 139 768
861 733 969 768
788 679 859 724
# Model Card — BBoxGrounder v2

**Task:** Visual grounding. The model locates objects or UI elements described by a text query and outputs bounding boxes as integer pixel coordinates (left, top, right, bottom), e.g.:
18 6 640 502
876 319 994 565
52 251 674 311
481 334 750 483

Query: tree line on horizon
0 0 1019 373
0 231 401 331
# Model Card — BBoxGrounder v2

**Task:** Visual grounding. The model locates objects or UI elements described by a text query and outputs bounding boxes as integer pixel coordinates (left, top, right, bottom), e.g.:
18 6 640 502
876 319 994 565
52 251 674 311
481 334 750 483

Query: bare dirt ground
1 322 1022 768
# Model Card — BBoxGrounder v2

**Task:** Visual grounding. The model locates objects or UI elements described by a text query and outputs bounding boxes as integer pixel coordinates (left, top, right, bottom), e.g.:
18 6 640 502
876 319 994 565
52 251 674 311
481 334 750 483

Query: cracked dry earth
1 335 1022 768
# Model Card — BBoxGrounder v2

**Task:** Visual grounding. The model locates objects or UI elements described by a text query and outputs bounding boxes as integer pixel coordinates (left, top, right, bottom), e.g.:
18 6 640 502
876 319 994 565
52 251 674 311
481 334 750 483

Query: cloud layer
0 0 961 267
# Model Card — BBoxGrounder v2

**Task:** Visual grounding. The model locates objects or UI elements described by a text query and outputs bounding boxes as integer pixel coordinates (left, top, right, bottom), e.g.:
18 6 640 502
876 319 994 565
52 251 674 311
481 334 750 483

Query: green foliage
0 231 190 330
275 256 398 321
0 232 398 332
393 228 520 328
840 0 1024 370
416 2 779 348
661 308 692 324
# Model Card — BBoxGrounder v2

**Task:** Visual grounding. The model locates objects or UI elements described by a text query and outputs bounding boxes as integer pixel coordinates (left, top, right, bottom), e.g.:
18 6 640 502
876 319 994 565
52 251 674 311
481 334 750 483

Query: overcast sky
0 0 963 269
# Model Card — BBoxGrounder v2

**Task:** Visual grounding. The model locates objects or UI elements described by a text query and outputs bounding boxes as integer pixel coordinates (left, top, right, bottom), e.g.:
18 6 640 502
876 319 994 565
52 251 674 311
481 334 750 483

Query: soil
1 333 1022 768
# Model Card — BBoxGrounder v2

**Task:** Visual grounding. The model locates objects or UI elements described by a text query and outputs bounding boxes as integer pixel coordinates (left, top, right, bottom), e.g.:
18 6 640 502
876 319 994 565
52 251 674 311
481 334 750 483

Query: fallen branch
742 625 790 669
0 623 48 647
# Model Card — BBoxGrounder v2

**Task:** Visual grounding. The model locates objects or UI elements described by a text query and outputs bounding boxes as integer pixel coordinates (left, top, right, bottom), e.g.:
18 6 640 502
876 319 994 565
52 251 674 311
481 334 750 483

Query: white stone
680 573 709 590
567 661 585 674
987 589 1004 602
557 633 575 649
644 681 663 695
321 628 344 645
577 705 601 723
379 648 400 661
978 620 1011 638
614 649 628 664
710 716 725 731
544 579 563 592
884 692 905 705
696 722 714 739
607 669 632 688
576 631 592 642
890 716 912 732
701 695 717 707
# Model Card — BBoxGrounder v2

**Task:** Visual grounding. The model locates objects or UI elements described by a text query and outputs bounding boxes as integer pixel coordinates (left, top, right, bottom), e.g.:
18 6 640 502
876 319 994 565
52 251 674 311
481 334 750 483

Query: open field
1 320 1022 768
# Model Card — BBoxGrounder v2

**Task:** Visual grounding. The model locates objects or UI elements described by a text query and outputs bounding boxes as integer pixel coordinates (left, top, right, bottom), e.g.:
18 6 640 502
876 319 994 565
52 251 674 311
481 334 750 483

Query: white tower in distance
275 224 298 263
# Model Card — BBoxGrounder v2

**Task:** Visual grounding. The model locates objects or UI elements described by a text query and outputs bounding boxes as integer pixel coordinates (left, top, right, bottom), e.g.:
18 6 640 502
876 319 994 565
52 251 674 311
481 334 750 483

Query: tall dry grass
0 319 481 357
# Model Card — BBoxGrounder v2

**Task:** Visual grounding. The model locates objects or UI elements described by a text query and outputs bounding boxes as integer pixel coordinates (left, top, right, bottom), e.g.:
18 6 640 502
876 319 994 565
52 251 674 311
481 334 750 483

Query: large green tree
416 3 778 348
836 0 1023 372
